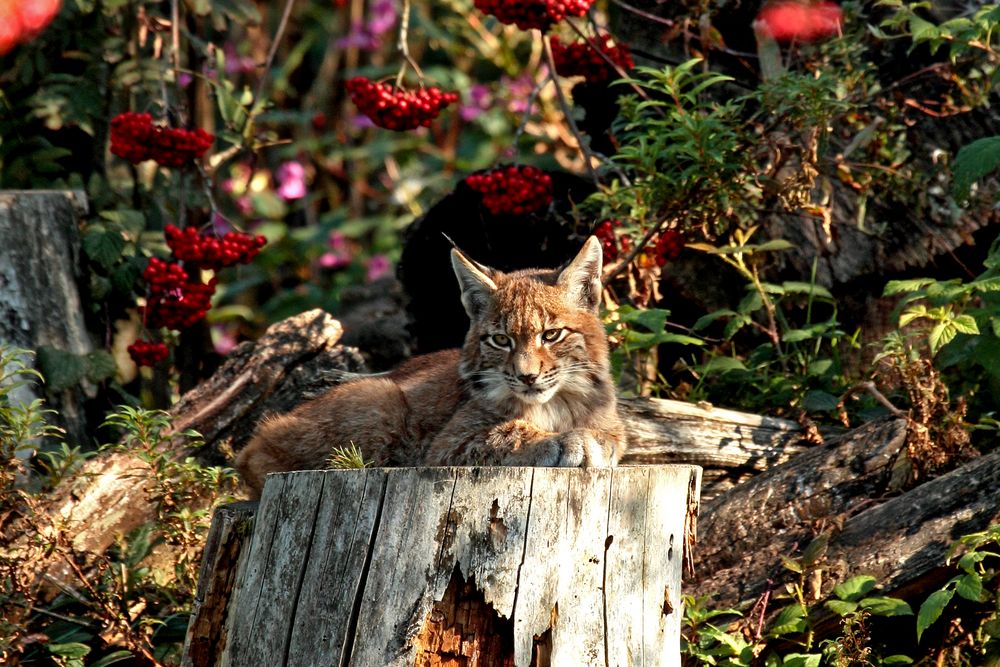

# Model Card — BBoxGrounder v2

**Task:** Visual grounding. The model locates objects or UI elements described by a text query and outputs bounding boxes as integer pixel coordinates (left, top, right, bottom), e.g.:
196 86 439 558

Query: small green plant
685 229 857 417
914 524 1000 655
328 442 370 470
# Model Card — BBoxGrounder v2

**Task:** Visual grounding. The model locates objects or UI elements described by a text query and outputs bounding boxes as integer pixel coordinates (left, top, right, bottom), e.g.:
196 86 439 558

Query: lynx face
451 238 613 427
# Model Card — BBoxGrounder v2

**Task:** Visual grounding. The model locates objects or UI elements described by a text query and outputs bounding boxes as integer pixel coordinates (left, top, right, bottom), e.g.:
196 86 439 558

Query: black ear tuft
451 249 497 319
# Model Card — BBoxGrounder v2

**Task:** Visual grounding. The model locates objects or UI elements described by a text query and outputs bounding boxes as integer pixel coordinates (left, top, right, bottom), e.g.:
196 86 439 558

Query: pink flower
460 84 493 121
755 1 843 42
368 0 397 35
276 161 307 200
212 326 239 356
366 254 392 282
318 252 350 270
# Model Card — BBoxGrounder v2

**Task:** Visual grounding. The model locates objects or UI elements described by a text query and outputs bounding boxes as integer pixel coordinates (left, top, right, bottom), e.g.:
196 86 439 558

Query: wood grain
194 466 701 667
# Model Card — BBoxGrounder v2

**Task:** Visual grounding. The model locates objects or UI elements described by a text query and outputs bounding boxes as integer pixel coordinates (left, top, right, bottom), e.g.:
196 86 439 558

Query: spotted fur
235 237 626 497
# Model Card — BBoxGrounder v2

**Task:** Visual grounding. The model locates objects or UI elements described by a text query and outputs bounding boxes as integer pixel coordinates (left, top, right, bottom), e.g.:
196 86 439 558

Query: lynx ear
557 236 603 312
451 249 498 319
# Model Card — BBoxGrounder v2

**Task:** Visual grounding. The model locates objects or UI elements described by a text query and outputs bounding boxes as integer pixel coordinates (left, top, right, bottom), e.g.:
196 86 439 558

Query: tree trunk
0 190 93 445
183 466 702 667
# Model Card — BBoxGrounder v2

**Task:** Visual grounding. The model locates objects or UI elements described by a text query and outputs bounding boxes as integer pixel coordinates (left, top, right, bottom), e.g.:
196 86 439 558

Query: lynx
235 236 627 497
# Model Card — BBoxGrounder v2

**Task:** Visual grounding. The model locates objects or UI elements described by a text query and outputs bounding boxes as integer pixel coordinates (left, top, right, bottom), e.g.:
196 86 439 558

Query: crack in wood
601 472 614 667
340 472 388 667
508 468 536 649
281 475 327 664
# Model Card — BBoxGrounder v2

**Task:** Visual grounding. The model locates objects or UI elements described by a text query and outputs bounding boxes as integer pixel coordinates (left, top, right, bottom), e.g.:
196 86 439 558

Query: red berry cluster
127 340 169 367
654 229 685 266
551 34 634 83
110 112 214 167
165 224 267 270
345 77 459 131
473 0 594 31
465 165 553 216
594 219 623 263
141 257 218 330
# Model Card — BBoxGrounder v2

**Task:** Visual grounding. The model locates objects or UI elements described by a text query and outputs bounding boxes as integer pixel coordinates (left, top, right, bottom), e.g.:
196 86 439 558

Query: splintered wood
185 466 701 667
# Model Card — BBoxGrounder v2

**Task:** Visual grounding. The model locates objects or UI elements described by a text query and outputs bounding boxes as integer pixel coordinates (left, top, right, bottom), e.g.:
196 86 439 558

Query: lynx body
235 236 626 496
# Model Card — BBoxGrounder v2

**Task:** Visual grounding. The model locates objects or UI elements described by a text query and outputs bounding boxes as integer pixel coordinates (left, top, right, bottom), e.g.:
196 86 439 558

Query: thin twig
837 381 907 426
602 218 668 285
542 35 599 183
395 0 424 88
252 0 298 109
565 18 654 105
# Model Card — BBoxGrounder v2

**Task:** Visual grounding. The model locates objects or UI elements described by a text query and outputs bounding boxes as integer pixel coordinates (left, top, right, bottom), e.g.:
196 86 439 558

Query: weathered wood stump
182 466 701 667
0 190 94 444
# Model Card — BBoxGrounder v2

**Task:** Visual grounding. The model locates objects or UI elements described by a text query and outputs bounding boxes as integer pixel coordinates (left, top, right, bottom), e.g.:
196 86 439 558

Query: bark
689 429 1000 611
0 190 94 445
182 466 701 667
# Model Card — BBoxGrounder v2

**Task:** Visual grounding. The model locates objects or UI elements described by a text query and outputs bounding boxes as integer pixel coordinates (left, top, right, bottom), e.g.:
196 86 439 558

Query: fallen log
690 429 1000 611
694 417 908 580
181 466 702 667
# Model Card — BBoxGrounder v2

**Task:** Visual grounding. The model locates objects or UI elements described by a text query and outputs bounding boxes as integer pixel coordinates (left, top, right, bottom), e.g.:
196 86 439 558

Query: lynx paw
532 430 608 467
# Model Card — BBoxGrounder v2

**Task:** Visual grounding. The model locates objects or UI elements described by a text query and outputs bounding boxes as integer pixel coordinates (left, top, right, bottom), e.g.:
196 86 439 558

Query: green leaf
884 278 934 296
85 351 117 383
619 306 669 332
738 290 764 315
983 619 1000 638
882 656 914 665
825 599 859 616
969 276 1000 293
832 575 877 602
917 588 955 642
955 573 983 602
950 314 980 335
91 650 133 667
753 239 794 253
700 356 747 375
807 359 834 377
781 282 833 299
928 322 956 355
801 390 839 412
859 596 913 617
48 643 91 658
783 328 815 343
782 654 821 667
83 225 126 270
769 604 807 637
952 136 1000 200
36 346 87 392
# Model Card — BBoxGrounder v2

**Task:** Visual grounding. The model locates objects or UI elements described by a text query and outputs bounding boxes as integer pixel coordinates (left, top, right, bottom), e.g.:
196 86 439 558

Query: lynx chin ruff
235 236 626 496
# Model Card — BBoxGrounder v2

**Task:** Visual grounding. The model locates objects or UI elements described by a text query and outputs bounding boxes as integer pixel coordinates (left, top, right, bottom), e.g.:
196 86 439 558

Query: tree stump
0 190 93 444
183 465 701 667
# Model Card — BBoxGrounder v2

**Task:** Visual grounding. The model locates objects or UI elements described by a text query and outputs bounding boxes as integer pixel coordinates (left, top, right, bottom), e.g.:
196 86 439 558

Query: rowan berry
551 34 634 83
127 340 169 367
345 77 459 131
473 0 594 31
164 224 267 271
465 165 553 216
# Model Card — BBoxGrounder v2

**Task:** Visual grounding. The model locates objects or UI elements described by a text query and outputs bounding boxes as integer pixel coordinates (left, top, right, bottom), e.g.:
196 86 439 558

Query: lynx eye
489 333 512 348
541 328 564 343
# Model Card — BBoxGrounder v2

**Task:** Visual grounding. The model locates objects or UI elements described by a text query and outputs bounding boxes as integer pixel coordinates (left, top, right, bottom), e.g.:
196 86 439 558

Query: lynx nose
517 373 538 386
